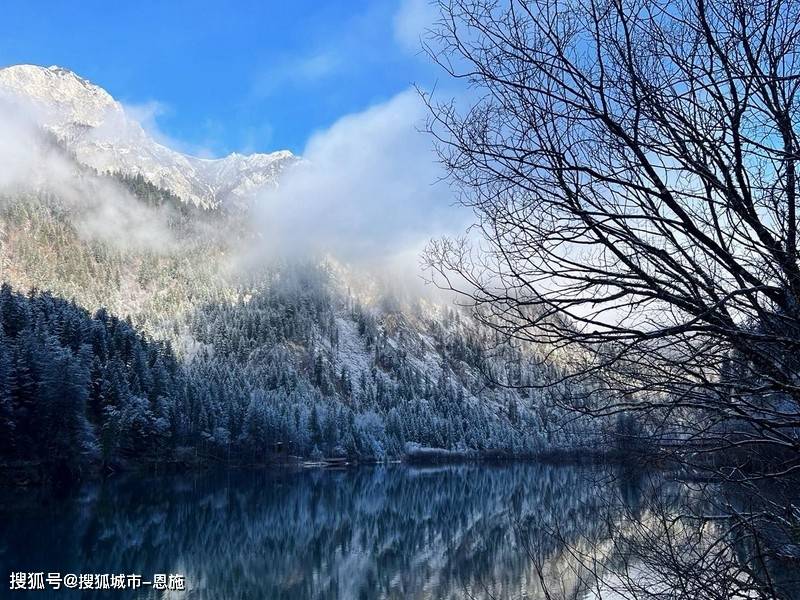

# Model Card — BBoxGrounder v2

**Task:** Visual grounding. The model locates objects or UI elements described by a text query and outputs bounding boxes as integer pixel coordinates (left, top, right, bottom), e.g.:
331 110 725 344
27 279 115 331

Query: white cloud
251 50 343 99
121 100 217 158
393 0 439 53
293 52 342 82
122 99 170 135
252 88 465 266
0 94 177 251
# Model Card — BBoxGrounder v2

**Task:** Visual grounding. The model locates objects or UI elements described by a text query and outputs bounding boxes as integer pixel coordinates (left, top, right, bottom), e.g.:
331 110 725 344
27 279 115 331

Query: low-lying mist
243 89 467 300
0 94 178 252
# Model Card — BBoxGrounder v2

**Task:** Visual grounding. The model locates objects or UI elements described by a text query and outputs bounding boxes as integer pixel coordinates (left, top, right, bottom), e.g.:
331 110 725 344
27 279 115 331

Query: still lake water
0 463 652 599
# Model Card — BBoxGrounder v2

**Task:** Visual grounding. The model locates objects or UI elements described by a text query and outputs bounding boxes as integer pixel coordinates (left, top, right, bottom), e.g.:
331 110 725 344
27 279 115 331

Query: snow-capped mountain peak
0 64 296 208
0 64 117 128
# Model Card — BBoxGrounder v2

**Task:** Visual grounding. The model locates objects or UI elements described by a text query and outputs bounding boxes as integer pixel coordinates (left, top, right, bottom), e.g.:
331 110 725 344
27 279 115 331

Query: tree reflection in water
0 464 707 599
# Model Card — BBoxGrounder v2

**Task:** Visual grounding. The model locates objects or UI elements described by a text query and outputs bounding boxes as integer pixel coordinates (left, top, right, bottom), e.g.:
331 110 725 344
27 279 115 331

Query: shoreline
0 448 660 489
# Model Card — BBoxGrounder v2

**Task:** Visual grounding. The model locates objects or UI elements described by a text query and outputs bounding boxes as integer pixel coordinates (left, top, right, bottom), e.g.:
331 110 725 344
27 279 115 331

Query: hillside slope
0 65 605 472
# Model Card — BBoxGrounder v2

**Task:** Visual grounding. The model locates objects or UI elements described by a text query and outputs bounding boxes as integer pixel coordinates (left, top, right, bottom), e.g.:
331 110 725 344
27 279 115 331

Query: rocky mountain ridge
0 64 296 208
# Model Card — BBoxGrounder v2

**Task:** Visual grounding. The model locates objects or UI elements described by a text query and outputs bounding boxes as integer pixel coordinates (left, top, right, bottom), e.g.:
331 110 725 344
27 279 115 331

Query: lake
1 463 662 599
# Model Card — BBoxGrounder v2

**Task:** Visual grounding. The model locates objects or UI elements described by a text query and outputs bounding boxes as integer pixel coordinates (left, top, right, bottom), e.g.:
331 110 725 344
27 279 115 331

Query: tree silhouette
424 0 800 479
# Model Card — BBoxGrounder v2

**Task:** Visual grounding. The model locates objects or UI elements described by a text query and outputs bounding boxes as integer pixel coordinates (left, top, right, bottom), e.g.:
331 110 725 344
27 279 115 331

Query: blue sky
0 0 440 156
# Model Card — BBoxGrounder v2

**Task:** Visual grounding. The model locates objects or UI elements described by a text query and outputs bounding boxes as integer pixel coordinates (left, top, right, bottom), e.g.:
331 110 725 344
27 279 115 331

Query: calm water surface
0 464 652 599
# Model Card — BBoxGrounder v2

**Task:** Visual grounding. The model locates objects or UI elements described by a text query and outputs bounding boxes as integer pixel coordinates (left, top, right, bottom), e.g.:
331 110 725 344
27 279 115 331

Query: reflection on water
0 464 652 599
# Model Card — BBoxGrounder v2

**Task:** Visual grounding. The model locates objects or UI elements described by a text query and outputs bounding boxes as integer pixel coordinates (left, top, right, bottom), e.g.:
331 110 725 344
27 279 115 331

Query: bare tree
423 0 800 477
422 1 800 596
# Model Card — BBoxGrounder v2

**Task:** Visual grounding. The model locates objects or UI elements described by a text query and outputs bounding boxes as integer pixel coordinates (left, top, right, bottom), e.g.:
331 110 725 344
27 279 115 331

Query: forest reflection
1 464 666 599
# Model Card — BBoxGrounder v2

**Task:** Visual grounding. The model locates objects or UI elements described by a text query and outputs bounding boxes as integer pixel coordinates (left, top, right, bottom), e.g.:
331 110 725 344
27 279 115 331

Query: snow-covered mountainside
0 64 296 208
0 63 609 464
